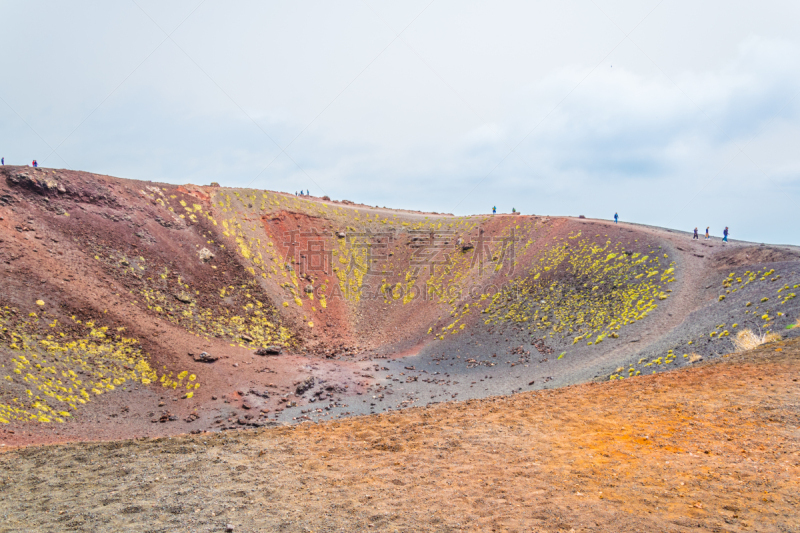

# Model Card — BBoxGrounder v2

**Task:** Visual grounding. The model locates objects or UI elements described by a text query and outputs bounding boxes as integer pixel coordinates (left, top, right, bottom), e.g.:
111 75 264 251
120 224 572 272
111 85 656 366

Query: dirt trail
1 338 798 532
562 219 725 375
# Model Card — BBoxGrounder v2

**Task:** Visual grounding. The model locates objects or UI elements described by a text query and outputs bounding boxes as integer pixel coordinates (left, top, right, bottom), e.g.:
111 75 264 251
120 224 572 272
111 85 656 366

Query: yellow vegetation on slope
0 308 197 424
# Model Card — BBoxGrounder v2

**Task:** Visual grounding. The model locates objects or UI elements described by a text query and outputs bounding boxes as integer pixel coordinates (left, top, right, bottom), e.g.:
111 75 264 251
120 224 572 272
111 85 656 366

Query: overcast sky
2 1 799 244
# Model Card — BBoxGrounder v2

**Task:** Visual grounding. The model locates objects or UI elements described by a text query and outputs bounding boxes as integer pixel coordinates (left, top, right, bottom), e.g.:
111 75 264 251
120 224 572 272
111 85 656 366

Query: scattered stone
155 216 175 228
191 352 218 363
336 231 346 239
198 247 214 262
174 291 193 304
531 339 554 355
255 346 282 356
304 284 314 293
296 377 315 395
154 412 177 423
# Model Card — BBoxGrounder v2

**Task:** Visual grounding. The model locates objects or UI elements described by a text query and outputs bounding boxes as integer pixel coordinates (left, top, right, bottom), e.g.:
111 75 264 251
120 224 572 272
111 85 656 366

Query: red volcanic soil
1 338 798 532
1 165 800 447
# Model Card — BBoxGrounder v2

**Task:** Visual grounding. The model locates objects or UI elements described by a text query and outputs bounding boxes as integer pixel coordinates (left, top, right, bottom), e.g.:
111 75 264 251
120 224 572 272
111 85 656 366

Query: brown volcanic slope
1 338 798 532
1 165 799 447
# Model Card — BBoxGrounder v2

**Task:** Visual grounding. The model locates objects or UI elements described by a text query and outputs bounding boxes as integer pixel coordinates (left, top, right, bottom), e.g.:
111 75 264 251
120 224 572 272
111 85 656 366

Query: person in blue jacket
723 227 729 242
492 206 496 215
614 212 619 224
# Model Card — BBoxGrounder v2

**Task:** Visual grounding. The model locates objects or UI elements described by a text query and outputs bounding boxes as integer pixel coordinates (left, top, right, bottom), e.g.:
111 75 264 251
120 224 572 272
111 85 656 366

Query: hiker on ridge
705 227 710 240
693 227 699 239
723 227 729 243
614 212 618 224
492 206 496 215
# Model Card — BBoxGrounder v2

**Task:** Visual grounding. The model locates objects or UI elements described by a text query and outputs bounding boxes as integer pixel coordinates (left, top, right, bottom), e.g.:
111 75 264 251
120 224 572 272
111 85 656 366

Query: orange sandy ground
1 340 798 532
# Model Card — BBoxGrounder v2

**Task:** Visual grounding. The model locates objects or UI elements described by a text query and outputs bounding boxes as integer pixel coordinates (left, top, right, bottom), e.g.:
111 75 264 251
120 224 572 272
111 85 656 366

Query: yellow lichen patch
0 308 199 424
466 235 673 345
137 280 291 349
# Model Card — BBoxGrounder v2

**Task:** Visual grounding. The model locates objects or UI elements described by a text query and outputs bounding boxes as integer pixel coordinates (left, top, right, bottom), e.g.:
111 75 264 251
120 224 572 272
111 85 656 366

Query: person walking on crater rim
492 206 496 215
614 212 619 224
693 227 699 240
705 226 710 240
723 226 729 243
